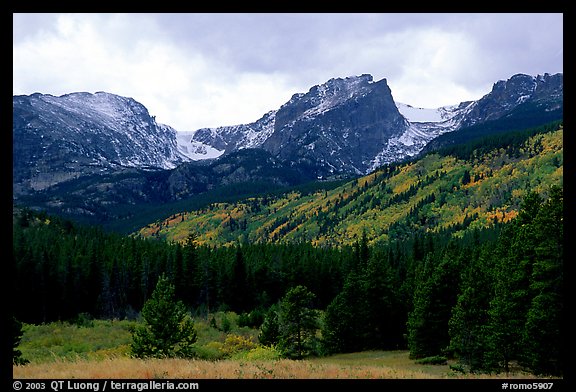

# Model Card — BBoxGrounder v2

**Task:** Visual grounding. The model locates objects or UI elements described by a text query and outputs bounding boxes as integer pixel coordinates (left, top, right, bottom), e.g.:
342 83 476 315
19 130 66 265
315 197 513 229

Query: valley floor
13 351 549 380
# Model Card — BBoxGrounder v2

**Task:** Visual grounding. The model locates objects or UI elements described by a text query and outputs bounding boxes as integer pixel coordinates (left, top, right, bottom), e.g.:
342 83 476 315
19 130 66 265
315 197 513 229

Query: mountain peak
186 72 561 177
12 72 563 229
13 91 188 193
323 73 374 87
459 72 563 128
13 72 562 195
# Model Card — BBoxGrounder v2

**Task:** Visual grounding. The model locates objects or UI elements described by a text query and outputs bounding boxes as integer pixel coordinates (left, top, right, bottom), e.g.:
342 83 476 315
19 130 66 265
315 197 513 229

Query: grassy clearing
17 312 261 364
13 354 544 379
18 319 136 363
309 351 541 379
14 316 548 379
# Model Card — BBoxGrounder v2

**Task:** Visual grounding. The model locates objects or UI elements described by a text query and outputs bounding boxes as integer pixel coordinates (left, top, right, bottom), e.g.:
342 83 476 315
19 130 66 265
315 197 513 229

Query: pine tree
258 303 280 347
407 242 461 359
322 271 368 354
277 285 319 359
227 246 249 312
522 185 563 375
407 254 437 358
364 253 404 349
483 193 542 373
177 234 199 307
448 245 493 371
131 274 197 358
462 169 471 185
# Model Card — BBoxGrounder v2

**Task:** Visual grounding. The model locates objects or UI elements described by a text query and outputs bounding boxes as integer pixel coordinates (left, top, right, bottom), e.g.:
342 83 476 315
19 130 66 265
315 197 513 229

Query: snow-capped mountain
13 72 562 199
261 75 407 176
369 101 474 171
13 91 188 193
180 72 562 176
186 74 411 176
12 72 562 229
420 72 563 154
189 109 277 157
181 74 467 176
457 72 563 128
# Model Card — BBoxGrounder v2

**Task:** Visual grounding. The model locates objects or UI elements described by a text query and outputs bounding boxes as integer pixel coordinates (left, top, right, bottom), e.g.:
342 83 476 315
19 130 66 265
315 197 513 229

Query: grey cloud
13 13 563 132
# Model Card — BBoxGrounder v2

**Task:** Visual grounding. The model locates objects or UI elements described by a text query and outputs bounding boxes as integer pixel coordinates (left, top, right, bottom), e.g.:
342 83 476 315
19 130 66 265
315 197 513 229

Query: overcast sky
13 13 563 133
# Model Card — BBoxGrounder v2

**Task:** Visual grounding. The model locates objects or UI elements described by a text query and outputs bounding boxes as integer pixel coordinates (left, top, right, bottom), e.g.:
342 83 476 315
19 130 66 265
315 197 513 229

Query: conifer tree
228 246 249 312
407 254 437 358
483 231 530 373
483 192 541 373
448 245 493 370
462 169 471 185
277 285 319 359
258 303 280 346
177 234 199 307
407 243 461 359
322 271 368 354
131 274 197 358
522 185 563 375
364 253 404 349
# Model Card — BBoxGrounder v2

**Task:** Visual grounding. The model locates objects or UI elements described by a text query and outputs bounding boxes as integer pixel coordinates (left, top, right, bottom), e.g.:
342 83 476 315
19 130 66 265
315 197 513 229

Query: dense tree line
433 120 562 162
12 211 351 322
405 185 563 375
12 184 562 375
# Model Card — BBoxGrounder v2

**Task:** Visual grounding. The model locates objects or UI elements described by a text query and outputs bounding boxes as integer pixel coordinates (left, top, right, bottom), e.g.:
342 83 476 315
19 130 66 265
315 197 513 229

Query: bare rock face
12 72 562 228
188 72 563 178
12 91 187 194
459 73 563 128
189 75 410 177
261 75 408 176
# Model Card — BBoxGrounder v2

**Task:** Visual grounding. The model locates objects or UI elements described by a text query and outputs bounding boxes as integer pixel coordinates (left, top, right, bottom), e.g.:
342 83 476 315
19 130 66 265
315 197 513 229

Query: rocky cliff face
459 73 563 128
13 91 187 194
186 72 562 176
261 75 408 176
14 73 563 194
12 72 562 229
190 109 277 155
419 73 563 153
188 74 412 177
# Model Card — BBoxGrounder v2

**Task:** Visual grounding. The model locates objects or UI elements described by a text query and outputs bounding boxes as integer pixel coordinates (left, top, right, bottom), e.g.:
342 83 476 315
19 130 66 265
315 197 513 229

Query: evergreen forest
12 121 564 376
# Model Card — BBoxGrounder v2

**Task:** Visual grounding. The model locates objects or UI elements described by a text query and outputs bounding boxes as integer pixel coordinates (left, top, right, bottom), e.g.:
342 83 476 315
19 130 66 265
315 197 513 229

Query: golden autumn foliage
135 127 563 248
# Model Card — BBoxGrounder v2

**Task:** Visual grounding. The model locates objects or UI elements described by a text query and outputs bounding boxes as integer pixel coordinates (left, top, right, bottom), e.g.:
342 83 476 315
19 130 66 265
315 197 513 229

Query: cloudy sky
13 13 563 133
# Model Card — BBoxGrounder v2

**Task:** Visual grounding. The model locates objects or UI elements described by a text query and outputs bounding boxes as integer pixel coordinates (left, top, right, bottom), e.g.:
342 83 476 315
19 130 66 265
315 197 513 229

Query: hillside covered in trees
12 121 563 376
136 122 563 248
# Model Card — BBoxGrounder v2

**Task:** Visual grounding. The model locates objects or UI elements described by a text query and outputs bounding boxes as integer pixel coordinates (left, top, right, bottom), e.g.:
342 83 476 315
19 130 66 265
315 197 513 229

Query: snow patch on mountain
181 76 477 175
397 103 446 123
396 102 470 124
237 110 277 149
367 101 475 173
301 75 374 119
15 92 190 172
176 131 224 160
186 110 277 157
